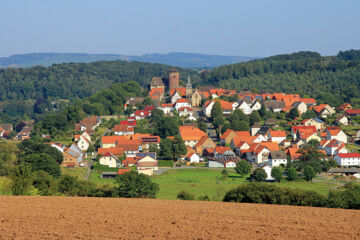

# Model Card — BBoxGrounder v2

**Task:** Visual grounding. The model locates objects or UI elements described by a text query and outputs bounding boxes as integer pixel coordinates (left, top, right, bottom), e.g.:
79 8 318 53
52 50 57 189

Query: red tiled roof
215 146 232 154
98 147 124 156
345 109 360 115
327 127 341 136
149 87 164 96
179 126 207 141
337 153 360 158
117 169 132 175
270 130 287 138
170 88 186 96
301 98 316 104
101 136 128 144
114 124 134 132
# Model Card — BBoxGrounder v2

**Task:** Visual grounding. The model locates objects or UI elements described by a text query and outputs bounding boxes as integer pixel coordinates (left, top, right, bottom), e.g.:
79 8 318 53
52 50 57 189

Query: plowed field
0 196 359 239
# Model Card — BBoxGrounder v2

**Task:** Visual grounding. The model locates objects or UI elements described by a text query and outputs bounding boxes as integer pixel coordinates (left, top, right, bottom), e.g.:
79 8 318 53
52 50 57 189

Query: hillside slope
204 50 360 107
0 196 359 239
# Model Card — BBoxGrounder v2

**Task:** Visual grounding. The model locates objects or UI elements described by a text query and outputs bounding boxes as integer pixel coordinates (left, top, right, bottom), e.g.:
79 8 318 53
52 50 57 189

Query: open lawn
61 166 87 180
88 162 118 186
151 168 333 200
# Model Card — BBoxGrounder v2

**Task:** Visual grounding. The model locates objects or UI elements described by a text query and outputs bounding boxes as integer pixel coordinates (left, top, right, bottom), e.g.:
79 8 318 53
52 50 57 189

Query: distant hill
0 53 129 68
0 52 258 68
130 52 258 68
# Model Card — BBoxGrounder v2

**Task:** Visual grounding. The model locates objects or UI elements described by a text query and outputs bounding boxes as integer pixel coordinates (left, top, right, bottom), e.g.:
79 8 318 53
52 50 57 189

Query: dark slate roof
264 100 285 109
270 150 287 159
136 152 156 159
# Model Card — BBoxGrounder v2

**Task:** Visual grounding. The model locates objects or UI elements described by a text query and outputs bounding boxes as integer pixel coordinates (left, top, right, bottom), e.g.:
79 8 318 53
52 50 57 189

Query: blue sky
1 0 359 57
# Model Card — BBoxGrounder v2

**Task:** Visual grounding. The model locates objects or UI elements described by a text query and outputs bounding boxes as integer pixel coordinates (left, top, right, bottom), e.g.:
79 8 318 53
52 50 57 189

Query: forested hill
0 60 198 122
0 52 257 68
203 49 360 107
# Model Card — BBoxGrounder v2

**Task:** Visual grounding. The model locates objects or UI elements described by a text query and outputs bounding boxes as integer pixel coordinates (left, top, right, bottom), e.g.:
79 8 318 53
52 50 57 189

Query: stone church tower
186 75 192 98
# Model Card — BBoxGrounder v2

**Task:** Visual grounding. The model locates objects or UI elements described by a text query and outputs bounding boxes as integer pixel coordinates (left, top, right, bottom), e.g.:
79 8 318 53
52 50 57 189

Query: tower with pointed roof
186 75 192 98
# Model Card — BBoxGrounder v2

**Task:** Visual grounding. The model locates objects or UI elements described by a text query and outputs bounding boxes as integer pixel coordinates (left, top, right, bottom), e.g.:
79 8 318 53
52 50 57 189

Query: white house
292 101 308 114
99 152 121 168
238 101 252 115
178 107 192 117
325 140 348 156
77 136 90 152
336 115 349 126
136 156 159 176
246 144 270 164
224 161 237 168
268 130 287 143
186 114 197 121
326 127 348 143
114 125 134 136
186 152 200 163
175 99 191 111
159 103 174 115
250 100 262 111
269 151 287 167
171 92 182 104
334 153 360 167
203 101 214 117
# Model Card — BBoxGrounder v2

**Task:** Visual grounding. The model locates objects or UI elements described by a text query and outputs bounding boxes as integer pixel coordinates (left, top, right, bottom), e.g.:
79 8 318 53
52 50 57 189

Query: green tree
172 136 187 160
287 167 298 181
249 111 261 125
235 160 252 177
211 101 223 120
303 166 316 182
250 168 267 182
33 170 58 196
231 120 249 131
159 138 173 160
113 171 159 198
287 108 299 119
271 167 283 182
23 153 61 177
198 121 207 133
9 163 34 195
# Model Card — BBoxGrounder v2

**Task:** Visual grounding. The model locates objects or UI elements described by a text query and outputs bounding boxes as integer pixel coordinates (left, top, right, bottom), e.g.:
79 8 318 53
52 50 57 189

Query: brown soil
0 196 359 239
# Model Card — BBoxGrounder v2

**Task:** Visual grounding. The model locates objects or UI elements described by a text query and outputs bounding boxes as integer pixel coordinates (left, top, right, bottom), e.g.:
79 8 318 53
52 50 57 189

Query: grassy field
61 166 88 180
89 162 118 186
0 177 11 195
151 168 333 200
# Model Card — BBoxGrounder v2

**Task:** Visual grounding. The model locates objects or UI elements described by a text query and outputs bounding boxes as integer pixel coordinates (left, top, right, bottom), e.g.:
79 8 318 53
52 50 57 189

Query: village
2 68 360 183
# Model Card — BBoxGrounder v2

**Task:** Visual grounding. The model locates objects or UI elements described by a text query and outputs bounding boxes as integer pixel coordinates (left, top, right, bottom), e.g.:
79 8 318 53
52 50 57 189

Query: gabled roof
179 126 207 141
270 130 287 138
101 136 128 144
148 87 164 97
215 146 232 154
312 104 329 113
260 142 280 151
150 77 164 87
345 109 360 115
291 125 317 133
337 153 360 158
270 150 287 159
220 129 235 140
326 127 341 136
98 147 124 156
114 124 134 132
195 136 211 148
170 87 186 96
301 98 316 104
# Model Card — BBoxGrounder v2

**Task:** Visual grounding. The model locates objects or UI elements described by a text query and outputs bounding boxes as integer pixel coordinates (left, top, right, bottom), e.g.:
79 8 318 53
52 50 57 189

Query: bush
221 169 228 180
198 195 210 201
113 171 159 198
177 190 195 200
223 183 326 207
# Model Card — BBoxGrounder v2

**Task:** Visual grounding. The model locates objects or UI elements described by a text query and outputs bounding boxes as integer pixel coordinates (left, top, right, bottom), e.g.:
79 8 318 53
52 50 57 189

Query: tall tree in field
287 167 298 181
303 166 316 182
271 167 283 182
172 136 187 160
235 160 252 177
250 168 267 182
9 163 34 196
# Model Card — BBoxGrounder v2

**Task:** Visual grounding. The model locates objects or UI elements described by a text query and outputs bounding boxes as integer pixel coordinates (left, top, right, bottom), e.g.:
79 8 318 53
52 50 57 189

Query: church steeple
186 75 192 98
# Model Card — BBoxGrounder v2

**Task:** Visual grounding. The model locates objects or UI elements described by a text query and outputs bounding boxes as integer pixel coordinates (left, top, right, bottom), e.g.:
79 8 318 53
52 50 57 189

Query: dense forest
203 49 360 107
0 61 199 123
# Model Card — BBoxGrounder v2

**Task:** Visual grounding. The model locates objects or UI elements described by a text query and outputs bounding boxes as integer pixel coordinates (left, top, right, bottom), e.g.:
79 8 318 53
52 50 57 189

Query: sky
1 0 360 57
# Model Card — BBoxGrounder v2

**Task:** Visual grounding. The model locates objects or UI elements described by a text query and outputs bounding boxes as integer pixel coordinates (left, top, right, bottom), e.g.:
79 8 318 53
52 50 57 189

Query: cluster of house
97 115 160 176
0 121 34 140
